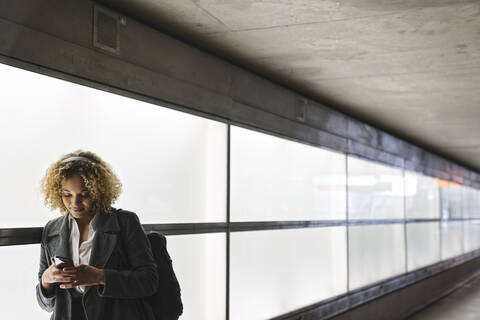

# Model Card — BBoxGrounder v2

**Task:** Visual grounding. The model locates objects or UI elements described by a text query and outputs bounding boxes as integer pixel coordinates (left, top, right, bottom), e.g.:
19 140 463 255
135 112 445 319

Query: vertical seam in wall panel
346 148 350 292
403 168 409 273
439 187 444 260
226 124 231 320
225 123 230 320
461 187 465 255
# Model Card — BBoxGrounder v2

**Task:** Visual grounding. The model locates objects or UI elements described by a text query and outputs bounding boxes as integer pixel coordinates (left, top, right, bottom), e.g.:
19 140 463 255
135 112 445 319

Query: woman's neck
73 213 95 230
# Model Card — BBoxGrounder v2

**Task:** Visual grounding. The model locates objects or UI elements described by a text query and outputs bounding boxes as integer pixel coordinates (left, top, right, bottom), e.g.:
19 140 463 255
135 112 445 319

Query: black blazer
36 208 158 320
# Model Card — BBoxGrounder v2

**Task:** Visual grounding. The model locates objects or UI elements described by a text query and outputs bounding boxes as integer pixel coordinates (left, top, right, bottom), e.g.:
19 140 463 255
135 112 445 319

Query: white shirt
68 213 99 294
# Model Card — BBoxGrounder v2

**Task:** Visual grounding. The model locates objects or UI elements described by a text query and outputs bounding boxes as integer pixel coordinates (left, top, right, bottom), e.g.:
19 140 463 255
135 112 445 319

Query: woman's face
61 174 94 219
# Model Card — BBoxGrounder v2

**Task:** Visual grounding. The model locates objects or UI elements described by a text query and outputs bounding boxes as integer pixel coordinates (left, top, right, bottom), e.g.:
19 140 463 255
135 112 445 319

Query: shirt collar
68 212 100 232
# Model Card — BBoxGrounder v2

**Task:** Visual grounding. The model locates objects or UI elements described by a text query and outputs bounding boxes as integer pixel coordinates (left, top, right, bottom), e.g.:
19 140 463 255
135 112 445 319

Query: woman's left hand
59 265 105 289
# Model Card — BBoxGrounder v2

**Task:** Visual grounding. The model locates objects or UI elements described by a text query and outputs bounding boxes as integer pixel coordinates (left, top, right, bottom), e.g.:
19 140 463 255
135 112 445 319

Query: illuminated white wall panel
447 184 463 219
231 126 346 221
405 173 440 219
472 188 479 217
0 63 227 227
463 187 477 219
441 221 464 259
167 233 226 320
439 184 450 220
406 222 440 271
230 227 347 320
0 245 47 319
347 157 404 220
348 224 406 290
464 221 480 253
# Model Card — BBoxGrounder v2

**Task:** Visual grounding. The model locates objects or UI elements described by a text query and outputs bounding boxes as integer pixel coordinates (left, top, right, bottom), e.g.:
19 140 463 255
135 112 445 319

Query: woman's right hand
41 257 74 294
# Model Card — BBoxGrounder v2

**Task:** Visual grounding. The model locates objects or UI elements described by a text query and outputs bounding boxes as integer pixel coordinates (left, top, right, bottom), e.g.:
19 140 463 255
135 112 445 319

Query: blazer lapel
45 215 70 261
85 211 120 297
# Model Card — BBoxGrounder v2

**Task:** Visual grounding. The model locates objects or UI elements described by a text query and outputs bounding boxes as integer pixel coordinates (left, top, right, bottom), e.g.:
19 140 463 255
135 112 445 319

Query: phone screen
54 256 74 269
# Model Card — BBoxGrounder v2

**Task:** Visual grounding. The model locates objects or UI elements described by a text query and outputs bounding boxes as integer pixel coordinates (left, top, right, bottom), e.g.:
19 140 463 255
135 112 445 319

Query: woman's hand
59 264 105 289
41 257 74 294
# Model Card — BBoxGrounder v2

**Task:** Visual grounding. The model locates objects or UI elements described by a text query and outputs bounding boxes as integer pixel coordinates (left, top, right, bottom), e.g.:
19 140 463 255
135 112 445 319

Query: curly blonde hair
41 150 122 215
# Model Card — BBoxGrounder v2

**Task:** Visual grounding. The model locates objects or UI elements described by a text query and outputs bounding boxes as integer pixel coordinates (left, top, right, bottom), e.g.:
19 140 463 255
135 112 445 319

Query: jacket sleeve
97 211 158 299
36 241 57 312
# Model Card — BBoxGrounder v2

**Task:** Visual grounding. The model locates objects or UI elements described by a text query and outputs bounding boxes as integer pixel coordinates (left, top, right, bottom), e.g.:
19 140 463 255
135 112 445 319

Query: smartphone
53 256 74 269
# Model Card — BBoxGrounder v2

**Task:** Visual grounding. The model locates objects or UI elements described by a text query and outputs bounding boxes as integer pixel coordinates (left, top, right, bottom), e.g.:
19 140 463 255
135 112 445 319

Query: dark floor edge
402 270 480 319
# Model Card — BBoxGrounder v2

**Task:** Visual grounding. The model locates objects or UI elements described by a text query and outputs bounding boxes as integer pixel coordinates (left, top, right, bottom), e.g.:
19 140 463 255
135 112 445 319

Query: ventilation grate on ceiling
93 5 121 55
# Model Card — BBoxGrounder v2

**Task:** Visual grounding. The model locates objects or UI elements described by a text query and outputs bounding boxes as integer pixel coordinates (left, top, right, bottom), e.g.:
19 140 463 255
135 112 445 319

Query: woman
36 150 158 320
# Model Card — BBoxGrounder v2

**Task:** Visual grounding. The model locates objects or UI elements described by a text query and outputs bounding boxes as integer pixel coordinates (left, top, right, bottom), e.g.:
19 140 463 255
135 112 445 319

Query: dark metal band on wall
0 227 43 246
1 217 478 246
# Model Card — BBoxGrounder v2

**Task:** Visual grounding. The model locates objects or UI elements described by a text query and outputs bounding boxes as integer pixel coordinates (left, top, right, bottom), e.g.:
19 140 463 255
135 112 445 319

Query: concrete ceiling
100 0 480 171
